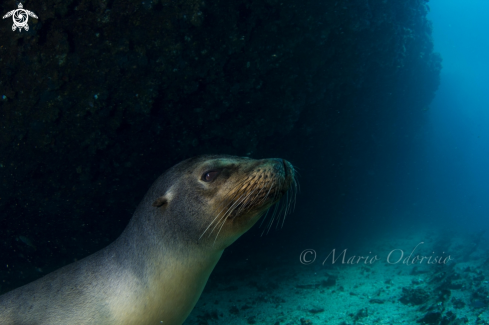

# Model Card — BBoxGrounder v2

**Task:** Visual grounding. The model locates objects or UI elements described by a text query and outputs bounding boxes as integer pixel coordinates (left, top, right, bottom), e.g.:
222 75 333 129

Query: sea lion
0 155 296 325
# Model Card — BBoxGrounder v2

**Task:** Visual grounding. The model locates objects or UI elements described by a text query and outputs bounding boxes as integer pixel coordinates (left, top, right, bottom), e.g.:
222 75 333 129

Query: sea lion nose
271 158 288 177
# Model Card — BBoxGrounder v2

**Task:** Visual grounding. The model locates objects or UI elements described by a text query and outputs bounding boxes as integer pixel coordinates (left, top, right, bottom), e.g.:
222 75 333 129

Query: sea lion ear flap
152 186 174 208
152 196 168 208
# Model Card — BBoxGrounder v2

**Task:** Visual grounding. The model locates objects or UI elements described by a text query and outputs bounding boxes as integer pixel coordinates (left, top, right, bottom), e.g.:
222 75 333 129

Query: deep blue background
424 0 489 231
271 0 489 249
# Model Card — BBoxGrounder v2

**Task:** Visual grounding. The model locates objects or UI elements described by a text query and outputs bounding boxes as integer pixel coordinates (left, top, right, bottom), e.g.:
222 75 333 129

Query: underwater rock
300 318 313 325
196 310 219 324
321 276 337 287
439 311 465 325
400 287 430 306
418 312 442 324
352 307 368 323
419 310 467 325
229 305 239 315
439 272 464 290
451 297 466 309
308 307 324 314
0 0 441 292
470 286 489 309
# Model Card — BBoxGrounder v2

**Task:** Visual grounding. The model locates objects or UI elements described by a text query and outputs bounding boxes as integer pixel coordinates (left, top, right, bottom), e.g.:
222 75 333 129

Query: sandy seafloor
184 228 489 325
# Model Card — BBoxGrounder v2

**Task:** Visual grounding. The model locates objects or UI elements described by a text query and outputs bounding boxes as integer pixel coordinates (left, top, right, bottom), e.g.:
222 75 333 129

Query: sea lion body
0 237 221 325
0 155 295 325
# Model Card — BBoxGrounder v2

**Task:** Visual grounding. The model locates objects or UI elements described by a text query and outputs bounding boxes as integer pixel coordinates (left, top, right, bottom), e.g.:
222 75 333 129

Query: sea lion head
145 155 296 250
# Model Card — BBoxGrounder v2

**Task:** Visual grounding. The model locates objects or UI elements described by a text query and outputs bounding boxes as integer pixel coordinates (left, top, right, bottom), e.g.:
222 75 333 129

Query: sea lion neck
116 203 224 263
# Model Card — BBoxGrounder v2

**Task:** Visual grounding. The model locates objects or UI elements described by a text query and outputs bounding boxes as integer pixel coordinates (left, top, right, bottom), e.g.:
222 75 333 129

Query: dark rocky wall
0 0 440 293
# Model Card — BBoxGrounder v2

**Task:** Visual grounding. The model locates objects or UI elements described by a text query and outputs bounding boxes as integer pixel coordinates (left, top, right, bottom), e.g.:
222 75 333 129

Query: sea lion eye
202 170 219 182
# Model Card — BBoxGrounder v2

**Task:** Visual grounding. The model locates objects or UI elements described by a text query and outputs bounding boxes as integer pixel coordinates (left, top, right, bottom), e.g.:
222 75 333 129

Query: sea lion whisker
213 186 260 244
237 180 254 194
259 206 272 229
295 174 301 193
248 181 268 209
264 182 282 234
260 205 275 236
281 191 291 228
208 193 245 237
199 208 226 239
222 178 249 203
279 191 289 225
285 187 294 216
200 179 250 239
289 180 297 213
239 180 263 209
265 200 281 235
219 180 256 222
256 181 276 233
213 213 229 245
292 166 301 177
292 178 298 212
252 181 266 200
207 210 229 238
254 180 272 206
281 191 294 228
276 193 288 229
271 178 287 231
234 185 259 216
207 184 251 238
219 176 254 207
218 178 249 206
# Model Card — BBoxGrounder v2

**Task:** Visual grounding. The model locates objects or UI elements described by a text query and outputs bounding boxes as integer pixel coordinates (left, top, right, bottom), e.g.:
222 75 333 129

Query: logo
3 3 38 32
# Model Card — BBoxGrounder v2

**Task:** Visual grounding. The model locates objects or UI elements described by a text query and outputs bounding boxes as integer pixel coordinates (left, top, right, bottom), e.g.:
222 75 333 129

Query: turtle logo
3 3 38 32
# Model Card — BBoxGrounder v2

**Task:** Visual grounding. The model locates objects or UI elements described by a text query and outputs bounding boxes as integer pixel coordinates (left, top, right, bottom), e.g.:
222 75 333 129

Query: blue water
425 0 489 231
